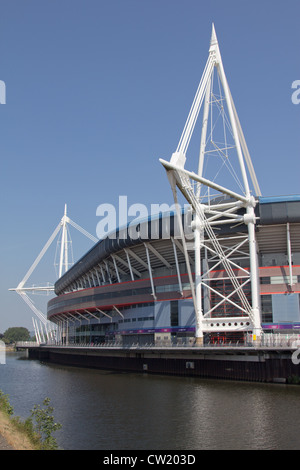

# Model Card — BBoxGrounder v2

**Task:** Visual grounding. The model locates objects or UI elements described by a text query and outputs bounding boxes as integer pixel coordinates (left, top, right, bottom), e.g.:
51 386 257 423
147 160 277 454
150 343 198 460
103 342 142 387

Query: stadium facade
47 26 300 347
47 195 300 346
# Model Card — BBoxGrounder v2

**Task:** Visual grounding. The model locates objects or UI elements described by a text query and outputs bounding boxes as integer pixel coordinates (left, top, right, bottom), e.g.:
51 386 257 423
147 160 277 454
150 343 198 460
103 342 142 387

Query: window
260 277 270 284
261 295 272 323
272 294 300 323
170 301 179 327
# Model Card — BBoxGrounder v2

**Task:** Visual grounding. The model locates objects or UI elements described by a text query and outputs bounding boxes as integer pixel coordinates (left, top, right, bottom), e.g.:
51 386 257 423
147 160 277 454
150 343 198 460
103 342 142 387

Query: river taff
1 351 300 450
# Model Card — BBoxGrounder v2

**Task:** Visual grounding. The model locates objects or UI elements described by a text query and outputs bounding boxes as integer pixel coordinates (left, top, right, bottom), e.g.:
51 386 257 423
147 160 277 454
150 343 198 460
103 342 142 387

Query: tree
3 327 31 344
30 397 62 449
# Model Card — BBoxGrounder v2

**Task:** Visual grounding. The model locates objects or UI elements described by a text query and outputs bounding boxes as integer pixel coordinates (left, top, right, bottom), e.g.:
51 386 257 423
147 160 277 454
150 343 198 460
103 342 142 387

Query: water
1 351 300 450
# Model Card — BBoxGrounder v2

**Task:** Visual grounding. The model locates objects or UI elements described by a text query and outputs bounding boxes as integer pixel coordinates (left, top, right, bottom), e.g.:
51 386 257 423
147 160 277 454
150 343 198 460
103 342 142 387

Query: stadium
47 195 300 346
47 26 300 347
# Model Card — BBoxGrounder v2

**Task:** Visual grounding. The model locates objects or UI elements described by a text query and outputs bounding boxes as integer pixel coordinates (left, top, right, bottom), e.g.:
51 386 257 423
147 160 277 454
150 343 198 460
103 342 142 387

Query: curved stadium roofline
54 208 190 295
54 195 246 295
54 195 300 296
258 195 300 203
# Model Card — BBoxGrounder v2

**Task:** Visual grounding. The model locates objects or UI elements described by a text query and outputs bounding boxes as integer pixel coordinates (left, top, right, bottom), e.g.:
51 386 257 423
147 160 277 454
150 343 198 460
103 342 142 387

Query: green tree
0 390 62 450
3 327 31 344
30 397 62 449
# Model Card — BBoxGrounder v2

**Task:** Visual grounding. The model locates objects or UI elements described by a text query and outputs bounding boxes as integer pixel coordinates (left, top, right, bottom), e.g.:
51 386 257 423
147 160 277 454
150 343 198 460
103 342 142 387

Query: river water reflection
1 352 300 450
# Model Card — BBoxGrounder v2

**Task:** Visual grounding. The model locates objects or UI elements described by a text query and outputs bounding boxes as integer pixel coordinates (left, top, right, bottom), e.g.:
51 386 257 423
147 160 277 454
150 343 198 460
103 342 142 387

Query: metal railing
44 333 300 350
15 341 39 348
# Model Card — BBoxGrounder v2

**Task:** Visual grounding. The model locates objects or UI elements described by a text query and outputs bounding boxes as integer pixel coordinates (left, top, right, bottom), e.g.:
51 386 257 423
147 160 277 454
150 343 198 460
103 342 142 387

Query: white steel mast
160 25 262 345
9 205 98 343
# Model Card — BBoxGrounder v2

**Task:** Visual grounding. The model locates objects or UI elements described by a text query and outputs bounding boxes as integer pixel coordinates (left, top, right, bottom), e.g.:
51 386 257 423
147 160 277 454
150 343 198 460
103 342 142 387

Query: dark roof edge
54 196 300 295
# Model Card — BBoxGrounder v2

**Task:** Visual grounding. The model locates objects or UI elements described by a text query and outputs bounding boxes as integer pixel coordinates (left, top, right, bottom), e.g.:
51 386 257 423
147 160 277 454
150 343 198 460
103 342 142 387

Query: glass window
170 300 179 327
261 295 272 323
260 277 270 284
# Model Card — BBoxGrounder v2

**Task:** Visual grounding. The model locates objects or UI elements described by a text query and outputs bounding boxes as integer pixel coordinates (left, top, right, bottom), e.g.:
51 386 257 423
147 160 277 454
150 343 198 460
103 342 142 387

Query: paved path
0 432 14 450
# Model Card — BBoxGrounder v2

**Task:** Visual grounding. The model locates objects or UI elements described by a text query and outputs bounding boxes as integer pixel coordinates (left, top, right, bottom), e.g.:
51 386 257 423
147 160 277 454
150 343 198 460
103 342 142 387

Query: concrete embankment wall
27 346 300 384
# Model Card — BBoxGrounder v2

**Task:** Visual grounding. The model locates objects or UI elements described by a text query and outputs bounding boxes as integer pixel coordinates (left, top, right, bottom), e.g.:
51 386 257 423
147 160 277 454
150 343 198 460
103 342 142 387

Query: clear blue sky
0 0 299 333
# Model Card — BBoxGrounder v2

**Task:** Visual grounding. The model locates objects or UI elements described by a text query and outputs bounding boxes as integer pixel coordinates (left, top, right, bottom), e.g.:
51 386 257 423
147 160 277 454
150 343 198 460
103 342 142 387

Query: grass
0 409 37 450
0 391 62 450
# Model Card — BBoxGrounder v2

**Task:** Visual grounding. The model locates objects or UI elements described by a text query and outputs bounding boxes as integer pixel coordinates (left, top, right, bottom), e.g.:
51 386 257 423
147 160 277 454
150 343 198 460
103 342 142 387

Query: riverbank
0 430 14 450
0 410 36 450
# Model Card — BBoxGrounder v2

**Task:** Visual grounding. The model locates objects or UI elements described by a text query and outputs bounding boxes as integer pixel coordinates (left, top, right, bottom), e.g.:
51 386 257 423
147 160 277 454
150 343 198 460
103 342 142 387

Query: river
1 351 300 450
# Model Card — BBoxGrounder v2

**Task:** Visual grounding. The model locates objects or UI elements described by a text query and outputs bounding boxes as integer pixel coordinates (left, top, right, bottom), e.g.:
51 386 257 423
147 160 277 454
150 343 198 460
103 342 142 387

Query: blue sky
0 0 299 332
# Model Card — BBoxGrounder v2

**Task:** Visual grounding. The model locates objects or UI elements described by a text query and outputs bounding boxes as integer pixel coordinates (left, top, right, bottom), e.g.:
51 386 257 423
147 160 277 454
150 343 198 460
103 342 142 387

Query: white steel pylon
160 25 262 345
9 205 98 341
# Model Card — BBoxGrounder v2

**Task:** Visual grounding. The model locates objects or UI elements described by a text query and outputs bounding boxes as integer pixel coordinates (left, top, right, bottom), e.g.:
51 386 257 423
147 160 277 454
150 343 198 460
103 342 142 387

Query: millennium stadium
45 26 300 348
12 26 299 353
47 194 300 346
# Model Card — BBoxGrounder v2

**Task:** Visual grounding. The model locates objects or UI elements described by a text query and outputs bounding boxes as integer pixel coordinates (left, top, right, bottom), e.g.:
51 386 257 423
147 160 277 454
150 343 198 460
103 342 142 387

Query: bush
0 390 14 416
30 397 62 450
0 391 62 450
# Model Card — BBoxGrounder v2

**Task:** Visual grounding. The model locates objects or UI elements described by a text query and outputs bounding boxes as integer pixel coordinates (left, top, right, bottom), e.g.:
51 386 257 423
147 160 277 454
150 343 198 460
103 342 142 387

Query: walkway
0 432 14 450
